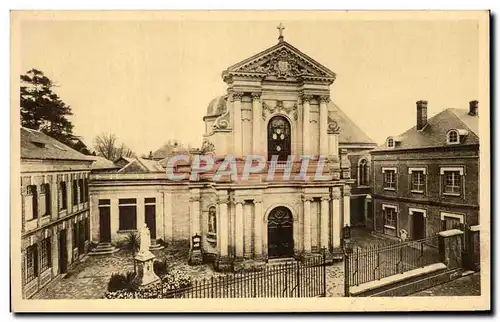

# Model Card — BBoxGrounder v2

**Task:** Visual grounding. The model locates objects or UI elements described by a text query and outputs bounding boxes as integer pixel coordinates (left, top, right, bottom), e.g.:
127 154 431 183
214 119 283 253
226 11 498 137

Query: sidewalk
411 273 481 296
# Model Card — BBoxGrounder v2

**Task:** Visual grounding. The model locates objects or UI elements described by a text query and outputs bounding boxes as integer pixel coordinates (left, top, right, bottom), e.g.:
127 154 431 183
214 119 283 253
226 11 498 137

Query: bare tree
93 132 136 161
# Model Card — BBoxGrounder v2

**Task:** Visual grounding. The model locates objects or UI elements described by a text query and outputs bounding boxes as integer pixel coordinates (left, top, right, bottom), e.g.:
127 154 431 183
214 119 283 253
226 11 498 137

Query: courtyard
31 228 420 299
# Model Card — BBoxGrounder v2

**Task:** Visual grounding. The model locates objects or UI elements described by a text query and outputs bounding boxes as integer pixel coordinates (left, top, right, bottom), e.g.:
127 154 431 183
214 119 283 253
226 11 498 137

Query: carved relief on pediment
237 48 326 79
262 100 298 121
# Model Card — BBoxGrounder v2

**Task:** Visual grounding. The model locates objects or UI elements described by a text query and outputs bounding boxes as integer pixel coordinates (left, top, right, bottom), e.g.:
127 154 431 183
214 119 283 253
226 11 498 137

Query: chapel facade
88 31 374 271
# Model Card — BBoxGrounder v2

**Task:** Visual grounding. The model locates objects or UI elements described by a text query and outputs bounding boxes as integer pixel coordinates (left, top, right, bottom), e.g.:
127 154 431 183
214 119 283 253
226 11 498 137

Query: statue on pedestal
132 224 160 288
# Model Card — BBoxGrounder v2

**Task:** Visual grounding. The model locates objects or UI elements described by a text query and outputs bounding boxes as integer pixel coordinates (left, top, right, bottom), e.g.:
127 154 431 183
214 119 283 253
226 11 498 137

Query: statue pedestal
188 249 203 265
132 250 160 289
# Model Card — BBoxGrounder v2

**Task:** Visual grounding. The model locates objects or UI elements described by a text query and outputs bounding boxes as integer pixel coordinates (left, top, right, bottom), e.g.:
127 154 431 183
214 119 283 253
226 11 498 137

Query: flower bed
104 267 192 299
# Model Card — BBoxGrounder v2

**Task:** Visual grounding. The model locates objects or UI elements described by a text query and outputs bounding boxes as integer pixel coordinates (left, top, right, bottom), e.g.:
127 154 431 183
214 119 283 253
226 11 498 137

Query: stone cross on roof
277 22 285 42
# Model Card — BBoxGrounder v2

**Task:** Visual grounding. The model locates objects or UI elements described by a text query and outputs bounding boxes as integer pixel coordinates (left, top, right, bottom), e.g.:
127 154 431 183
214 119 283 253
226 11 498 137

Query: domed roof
206 95 228 118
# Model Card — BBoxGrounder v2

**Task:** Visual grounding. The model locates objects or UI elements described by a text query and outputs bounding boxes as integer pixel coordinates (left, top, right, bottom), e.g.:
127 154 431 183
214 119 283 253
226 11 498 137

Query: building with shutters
20 127 93 298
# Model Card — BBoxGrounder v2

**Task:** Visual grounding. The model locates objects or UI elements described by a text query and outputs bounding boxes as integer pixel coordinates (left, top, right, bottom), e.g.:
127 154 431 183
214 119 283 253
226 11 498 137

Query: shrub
107 272 136 292
123 232 140 253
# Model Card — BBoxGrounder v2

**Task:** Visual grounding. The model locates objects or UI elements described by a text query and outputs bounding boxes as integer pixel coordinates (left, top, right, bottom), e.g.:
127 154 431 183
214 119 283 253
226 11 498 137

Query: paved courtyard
32 228 390 299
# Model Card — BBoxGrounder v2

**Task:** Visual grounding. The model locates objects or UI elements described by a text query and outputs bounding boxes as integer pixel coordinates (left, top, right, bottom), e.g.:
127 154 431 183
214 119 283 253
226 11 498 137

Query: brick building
20 127 93 298
370 100 479 240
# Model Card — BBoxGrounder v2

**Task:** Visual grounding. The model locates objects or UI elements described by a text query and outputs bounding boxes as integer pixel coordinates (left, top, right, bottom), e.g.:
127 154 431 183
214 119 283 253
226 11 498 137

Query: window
384 207 397 228
119 198 137 230
208 206 217 234
72 180 78 205
441 212 464 231
444 171 462 194
387 138 394 148
84 179 89 203
25 245 38 283
27 185 38 220
78 179 84 204
40 238 51 271
383 169 396 190
411 170 425 192
58 181 67 211
358 159 369 186
447 130 459 144
43 183 51 216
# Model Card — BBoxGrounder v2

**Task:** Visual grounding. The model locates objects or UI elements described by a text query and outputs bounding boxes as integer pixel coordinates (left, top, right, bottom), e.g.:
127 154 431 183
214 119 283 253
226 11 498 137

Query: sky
18 13 480 156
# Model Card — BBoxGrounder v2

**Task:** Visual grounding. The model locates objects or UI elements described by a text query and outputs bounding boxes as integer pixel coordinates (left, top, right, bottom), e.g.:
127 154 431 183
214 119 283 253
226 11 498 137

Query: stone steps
89 243 119 256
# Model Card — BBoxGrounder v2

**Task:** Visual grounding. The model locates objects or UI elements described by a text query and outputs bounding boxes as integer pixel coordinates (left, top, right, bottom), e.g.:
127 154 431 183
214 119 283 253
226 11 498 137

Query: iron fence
344 235 440 295
163 254 326 298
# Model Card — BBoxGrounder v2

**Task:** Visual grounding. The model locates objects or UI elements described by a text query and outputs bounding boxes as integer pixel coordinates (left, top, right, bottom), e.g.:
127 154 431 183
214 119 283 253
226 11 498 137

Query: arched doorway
267 206 294 258
267 115 291 161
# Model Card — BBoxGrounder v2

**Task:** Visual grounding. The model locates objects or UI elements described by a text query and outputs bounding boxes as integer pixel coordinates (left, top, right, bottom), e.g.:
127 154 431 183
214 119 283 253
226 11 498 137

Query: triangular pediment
223 41 336 82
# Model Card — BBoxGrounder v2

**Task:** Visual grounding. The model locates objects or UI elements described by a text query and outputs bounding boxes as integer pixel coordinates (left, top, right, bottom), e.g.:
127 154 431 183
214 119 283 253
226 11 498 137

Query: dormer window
447 130 459 144
447 129 468 145
387 138 395 148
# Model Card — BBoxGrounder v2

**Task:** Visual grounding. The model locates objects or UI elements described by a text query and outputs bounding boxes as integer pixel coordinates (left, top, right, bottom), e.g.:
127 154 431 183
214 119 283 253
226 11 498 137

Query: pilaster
251 92 262 155
331 187 342 249
231 91 244 157
319 95 330 157
302 94 313 156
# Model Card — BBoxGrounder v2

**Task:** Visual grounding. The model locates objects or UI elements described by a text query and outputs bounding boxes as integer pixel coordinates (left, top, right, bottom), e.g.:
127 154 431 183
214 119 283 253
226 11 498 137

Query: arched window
267 115 291 161
208 206 217 234
447 130 459 144
358 158 369 186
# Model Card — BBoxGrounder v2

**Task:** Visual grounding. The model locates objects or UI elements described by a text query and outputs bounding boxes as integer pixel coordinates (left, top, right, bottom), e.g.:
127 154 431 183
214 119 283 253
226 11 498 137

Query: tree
93 132 136 161
20 69 74 144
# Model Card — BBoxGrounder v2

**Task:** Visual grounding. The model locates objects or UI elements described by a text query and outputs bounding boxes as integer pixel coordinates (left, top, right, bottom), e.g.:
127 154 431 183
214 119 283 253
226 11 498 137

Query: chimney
416 100 428 130
469 100 478 116
148 151 153 160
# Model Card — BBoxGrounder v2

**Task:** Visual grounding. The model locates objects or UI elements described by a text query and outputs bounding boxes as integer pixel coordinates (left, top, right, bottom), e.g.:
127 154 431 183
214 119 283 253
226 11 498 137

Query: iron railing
344 235 440 294
141 253 327 299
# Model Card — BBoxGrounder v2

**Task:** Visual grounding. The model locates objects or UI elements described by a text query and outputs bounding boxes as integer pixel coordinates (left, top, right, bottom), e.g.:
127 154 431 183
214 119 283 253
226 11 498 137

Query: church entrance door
268 206 294 259
267 115 291 161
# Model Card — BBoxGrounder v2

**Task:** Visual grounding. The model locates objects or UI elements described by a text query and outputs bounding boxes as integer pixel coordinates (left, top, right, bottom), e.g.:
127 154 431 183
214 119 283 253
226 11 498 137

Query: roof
117 157 164 173
206 95 228 118
330 102 377 146
222 40 336 81
90 155 120 170
374 108 479 152
152 143 190 160
21 127 93 161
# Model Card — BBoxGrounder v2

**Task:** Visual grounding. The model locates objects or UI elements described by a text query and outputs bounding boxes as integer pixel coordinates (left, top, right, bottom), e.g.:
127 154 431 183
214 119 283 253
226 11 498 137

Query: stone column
164 192 173 242
251 92 262 155
188 189 202 265
343 185 351 227
234 198 244 258
319 95 330 157
90 194 100 242
320 195 330 249
110 197 119 242
50 175 58 220
302 94 313 156
253 198 263 259
218 196 229 257
189 190 201 247
232 92 244 157
364 195 372 229
51 227 59 276
215 193 231 271
156 193 164 242
137 197 145 231
331 187 342 249
244 203 252 258
302 195 313 254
